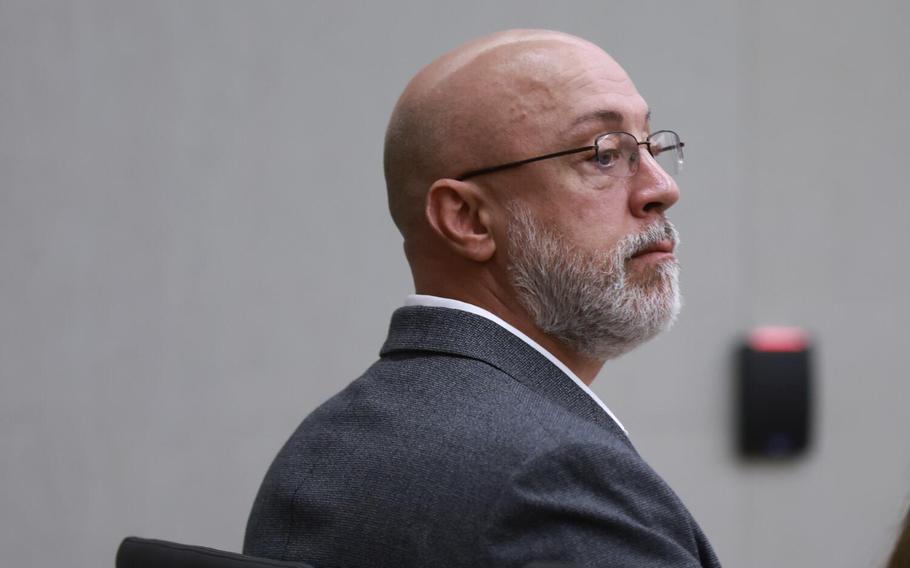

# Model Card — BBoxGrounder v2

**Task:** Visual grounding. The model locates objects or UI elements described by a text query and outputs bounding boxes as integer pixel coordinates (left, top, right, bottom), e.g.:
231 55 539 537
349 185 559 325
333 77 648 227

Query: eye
596 149 622 167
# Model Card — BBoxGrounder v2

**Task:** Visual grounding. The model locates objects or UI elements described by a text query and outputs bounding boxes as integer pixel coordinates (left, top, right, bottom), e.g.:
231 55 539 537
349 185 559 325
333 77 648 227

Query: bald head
383 29 632 239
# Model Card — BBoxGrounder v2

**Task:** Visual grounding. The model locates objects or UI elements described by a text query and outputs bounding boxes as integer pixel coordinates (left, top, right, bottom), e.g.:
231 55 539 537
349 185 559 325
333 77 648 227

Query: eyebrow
568 108 652 132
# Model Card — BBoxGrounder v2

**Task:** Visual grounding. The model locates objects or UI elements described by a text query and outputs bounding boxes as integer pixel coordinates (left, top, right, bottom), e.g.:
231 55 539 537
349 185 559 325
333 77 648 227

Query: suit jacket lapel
380 306 631 445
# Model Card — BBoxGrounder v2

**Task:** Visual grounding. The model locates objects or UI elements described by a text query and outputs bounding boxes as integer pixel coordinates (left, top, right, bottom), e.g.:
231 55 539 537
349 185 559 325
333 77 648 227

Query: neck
413 286 605 385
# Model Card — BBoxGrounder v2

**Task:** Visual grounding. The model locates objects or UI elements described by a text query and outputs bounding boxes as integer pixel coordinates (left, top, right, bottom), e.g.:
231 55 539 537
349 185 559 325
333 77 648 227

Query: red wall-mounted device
737 326 813 458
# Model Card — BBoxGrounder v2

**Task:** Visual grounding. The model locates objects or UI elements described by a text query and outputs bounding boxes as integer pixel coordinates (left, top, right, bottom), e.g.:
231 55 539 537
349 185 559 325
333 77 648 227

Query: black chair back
117 537 313 568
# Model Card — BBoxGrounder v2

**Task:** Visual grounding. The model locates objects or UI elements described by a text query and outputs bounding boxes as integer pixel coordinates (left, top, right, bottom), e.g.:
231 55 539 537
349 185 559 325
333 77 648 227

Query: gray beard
506 204 682 361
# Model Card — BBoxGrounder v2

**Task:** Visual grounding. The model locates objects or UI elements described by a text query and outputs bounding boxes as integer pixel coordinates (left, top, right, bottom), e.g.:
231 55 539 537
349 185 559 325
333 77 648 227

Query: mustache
618 219 679 259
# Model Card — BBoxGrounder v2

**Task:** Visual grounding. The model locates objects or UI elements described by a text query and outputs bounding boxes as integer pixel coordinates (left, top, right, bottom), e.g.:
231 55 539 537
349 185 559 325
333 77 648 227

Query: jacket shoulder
481 440 720 567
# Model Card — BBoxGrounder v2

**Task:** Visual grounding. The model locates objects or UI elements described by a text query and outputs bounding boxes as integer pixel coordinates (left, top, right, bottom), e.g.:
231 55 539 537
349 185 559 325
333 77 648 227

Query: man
244 29 720 568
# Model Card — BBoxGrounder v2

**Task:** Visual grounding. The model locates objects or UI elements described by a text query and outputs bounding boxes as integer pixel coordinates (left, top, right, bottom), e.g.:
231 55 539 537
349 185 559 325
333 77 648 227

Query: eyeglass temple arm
456 145 595 181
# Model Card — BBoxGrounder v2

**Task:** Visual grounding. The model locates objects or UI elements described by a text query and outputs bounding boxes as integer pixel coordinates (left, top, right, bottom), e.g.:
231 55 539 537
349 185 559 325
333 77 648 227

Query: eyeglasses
455 130 685 181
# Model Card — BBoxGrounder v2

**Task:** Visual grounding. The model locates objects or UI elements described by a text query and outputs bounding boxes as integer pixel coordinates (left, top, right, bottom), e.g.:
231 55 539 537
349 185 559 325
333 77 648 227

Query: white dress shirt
404 294 628 436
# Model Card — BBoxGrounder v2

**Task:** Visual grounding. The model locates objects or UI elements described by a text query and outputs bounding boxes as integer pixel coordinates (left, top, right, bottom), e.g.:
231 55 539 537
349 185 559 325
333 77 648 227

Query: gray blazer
244 306 720 568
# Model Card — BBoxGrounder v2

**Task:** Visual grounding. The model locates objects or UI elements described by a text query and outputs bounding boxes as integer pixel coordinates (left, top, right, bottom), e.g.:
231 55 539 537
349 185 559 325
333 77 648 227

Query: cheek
561 189 631 248
518 169 633 247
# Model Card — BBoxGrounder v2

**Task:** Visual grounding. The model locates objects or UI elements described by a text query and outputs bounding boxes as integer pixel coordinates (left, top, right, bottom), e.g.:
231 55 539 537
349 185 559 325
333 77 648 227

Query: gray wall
2 1 908 567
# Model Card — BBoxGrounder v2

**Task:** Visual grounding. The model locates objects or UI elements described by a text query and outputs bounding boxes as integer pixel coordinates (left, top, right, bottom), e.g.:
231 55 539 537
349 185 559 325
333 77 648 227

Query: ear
425 178 497 262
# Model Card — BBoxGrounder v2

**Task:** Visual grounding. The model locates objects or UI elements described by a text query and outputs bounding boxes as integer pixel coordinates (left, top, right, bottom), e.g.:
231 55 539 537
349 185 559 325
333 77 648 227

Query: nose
628 151 680 217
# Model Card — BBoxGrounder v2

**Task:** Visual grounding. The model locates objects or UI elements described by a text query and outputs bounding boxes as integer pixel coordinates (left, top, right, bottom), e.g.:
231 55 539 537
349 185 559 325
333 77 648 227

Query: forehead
549 47 650 137
485 41 650 142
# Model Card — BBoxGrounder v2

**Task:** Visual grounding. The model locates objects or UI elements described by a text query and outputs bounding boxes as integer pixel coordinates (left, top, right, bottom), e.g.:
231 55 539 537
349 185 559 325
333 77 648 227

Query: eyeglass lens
594 131 683 177
649 130 684 176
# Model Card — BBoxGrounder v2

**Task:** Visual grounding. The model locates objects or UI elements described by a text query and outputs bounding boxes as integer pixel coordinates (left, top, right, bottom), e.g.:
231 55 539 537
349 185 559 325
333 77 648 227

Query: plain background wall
2 1 908 567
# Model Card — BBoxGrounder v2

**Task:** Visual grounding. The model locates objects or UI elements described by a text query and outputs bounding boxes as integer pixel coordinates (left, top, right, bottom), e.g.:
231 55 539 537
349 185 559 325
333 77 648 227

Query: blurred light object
737 326 813 458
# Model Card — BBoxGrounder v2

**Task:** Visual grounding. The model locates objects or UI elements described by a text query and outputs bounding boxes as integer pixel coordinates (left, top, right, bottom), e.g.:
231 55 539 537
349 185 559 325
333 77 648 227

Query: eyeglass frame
454 129 684 181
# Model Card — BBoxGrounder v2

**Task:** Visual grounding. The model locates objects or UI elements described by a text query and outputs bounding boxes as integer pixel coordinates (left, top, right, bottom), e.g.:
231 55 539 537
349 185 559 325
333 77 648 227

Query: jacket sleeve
479 442 714 568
